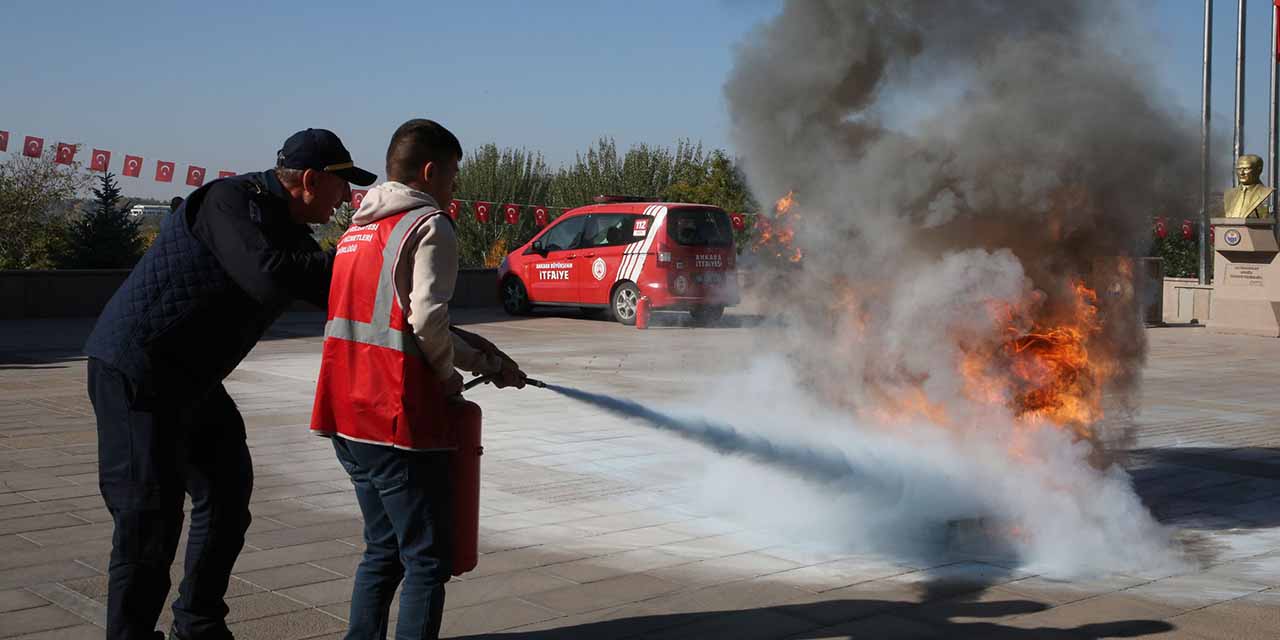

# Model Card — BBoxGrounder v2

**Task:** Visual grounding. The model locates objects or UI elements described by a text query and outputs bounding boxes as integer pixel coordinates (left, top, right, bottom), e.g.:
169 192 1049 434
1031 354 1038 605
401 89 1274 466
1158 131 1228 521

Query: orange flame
754 191 804 263
775 190 796 215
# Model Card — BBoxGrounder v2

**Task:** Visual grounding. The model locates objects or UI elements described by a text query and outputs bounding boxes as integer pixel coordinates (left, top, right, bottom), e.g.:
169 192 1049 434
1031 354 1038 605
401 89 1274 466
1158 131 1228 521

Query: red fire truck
497 196 739 325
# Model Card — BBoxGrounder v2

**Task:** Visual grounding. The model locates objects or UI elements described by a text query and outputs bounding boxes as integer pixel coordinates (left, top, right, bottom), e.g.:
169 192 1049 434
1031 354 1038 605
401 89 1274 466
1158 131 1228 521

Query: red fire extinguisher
447 399 482 576
635 295 651 329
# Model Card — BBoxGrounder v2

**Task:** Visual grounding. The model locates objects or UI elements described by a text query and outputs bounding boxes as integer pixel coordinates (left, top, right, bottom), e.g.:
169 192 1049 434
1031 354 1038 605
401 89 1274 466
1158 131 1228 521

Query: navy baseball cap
276 128 377 186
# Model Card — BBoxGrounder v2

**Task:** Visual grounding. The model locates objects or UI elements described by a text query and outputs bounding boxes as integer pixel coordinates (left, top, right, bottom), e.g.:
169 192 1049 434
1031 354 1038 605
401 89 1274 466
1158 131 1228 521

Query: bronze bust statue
1224 154 1274 218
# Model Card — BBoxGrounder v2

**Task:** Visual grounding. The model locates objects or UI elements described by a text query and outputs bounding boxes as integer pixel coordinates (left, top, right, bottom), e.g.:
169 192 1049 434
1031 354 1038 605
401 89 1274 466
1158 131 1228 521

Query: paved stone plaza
0 310 1277 639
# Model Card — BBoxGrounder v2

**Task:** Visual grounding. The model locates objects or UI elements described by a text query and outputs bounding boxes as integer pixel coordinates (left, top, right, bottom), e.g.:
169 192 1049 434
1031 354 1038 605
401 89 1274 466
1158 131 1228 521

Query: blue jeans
87 358 251 640
332 438 453 640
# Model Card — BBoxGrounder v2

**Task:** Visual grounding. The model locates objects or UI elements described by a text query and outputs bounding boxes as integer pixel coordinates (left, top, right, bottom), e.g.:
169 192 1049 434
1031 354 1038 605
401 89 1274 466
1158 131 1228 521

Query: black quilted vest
84 174 293 400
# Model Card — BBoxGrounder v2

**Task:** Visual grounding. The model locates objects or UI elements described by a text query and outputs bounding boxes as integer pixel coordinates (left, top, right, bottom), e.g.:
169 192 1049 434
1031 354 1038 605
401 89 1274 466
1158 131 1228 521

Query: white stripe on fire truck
616 205 657 283
627 206 666 283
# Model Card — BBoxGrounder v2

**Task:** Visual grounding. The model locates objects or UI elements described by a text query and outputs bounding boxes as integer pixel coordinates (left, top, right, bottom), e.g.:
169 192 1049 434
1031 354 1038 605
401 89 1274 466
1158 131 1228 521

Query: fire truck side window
581 214 643 248
540 215 586 252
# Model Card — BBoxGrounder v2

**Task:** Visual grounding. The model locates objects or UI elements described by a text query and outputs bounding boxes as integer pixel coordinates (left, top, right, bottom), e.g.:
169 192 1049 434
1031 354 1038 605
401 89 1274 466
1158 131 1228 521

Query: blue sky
0 1 1277 199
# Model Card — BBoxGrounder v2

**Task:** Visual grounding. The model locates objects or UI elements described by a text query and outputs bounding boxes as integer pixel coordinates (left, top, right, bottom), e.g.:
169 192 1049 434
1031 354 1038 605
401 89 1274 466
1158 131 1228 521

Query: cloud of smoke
694 0 1200 576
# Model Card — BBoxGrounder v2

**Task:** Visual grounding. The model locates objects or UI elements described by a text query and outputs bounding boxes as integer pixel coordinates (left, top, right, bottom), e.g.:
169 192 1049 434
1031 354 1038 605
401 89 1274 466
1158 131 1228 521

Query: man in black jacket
84 129 376 640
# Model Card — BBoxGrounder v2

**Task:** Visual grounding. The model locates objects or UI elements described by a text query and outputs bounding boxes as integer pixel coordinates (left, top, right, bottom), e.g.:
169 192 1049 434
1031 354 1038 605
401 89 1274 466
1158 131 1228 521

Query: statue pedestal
1209 217 1280 337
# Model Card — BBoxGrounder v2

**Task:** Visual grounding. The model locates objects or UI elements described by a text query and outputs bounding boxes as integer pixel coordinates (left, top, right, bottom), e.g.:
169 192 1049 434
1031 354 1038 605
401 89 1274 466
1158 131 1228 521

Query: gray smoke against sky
693 0 1200 575
724 0 1199 432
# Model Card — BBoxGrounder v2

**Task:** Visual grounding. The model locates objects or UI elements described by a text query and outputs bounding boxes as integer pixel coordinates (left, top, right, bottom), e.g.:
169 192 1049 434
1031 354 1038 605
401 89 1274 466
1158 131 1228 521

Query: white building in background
128 205 170 219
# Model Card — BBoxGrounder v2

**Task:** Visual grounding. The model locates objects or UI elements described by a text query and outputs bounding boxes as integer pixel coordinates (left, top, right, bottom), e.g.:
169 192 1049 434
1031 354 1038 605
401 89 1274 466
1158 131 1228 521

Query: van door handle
583 252 596 257
567 254 577 259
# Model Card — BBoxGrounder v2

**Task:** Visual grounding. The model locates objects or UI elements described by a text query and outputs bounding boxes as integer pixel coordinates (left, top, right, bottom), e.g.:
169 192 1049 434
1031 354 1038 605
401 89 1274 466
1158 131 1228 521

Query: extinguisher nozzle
464 375 549 391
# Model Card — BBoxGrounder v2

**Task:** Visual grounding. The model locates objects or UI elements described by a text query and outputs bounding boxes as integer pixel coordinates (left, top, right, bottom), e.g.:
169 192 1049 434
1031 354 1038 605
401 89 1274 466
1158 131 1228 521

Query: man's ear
422 161 436 184
301 168 319 193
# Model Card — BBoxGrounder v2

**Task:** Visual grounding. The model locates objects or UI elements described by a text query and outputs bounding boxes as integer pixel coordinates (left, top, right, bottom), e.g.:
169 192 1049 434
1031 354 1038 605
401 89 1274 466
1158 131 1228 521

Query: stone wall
0 268 501 319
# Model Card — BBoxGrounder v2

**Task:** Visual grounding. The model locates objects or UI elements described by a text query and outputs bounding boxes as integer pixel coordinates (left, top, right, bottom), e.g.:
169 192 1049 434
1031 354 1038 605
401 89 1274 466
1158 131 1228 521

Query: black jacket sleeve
191 184 334 309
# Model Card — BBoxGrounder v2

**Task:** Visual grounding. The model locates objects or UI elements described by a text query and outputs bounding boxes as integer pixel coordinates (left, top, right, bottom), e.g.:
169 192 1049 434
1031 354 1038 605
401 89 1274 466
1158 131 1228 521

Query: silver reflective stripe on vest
325 206 438 357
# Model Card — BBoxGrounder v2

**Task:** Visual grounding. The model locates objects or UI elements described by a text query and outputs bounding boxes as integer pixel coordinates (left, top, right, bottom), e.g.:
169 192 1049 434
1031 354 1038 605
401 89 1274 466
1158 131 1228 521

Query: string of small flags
1 128 759 231
0 130 235 187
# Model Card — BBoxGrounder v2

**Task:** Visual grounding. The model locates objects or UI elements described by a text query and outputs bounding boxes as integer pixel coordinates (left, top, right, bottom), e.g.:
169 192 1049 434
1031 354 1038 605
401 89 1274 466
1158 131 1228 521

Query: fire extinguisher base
636 296 651 329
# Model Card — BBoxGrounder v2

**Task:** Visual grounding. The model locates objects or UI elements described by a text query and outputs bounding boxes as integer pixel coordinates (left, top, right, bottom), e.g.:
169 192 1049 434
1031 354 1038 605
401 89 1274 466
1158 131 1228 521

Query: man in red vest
311 119 523 639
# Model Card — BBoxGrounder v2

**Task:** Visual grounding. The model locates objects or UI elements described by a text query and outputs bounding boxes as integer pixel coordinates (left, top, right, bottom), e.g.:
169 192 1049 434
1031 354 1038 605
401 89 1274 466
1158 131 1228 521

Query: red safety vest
310 207 454 450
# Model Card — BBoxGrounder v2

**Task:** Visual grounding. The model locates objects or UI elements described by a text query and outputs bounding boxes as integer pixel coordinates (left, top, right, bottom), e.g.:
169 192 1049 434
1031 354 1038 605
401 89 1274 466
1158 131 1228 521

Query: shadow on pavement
1124 446 1280 531
455 597 1174 639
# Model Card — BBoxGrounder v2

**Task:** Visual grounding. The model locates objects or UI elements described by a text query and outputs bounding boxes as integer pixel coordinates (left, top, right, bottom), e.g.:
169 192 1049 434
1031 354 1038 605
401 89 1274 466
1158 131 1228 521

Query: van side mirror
530 240 546 255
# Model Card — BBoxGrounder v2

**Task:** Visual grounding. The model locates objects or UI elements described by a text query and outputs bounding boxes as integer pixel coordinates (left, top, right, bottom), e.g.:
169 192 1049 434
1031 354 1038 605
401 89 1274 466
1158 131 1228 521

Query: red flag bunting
730 212 746 231
90 149 111 172
186 166 206 187
155 161 175 182
533 206 548 227
123 155 143 177
1154 217 1168 239
0 131 8 152
447 200 459 219
217 170 236 179
1181 219 1194 241
504 204 520 224
350 189 368 208
55 143 76 165
23 136 44 158
474 201 491 223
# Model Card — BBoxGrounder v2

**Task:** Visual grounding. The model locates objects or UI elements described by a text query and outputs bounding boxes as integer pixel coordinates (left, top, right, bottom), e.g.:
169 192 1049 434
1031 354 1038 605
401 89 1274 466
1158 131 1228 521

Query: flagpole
1201 0 1214 285
1235 0 1247 171
1271 0 1279 225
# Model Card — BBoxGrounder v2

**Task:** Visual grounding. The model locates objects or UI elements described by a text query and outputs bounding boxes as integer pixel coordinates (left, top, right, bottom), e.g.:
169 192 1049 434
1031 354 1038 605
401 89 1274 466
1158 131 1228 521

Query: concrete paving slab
1 314 1279 638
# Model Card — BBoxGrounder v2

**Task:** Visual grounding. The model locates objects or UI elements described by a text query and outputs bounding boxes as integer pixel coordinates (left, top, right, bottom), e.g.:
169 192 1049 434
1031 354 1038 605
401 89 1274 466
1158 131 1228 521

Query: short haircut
385 119 463 184
275 167 303 188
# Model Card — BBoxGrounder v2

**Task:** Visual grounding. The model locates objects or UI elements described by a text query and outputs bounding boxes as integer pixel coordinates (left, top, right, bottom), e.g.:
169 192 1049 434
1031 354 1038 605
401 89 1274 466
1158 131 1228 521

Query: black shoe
169 631 234 640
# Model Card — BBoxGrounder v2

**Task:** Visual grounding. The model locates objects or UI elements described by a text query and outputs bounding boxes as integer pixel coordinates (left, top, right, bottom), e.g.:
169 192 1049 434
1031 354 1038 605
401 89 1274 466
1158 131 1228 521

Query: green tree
64 172 143 268
454 144 552 267
0 148 90 268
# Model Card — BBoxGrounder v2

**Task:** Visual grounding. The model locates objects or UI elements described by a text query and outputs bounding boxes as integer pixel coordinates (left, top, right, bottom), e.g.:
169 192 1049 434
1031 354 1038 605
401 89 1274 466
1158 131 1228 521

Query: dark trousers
331 438 453 640
87 358 253 640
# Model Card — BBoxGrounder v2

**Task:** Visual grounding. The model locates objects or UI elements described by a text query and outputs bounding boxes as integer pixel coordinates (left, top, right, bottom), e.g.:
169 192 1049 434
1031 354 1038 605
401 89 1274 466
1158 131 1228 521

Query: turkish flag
0 131 8 152
155 161 175 182
23 136 44 158
350 189 368 208
1153 217 1167 239
217 170 236 179
504 204 520 224
730 212 746 231
474 201 491 223
89 149 111 172
447 200 459 219
123 155 143 177
186 166 206 187
1181 219 1195 241
55 143 76 165
533 206 549 227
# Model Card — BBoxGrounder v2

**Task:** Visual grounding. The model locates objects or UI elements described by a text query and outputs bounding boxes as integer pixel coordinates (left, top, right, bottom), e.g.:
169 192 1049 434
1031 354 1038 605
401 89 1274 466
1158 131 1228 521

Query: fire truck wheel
501 277 531 315
690 305 724 326
611 283 641 326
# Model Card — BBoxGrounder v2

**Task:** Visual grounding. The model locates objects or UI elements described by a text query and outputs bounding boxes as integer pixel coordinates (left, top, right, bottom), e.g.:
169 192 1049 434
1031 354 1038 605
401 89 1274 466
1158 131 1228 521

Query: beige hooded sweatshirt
350 181 502 381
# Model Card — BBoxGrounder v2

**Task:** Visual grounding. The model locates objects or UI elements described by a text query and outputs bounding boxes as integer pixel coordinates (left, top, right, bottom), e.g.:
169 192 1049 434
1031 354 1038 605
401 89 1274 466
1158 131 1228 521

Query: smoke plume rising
699 0 1198 575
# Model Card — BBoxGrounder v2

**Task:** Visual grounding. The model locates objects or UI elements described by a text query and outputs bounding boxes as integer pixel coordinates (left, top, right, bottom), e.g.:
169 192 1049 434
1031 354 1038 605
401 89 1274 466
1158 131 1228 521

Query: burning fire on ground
762 193 1120 448
752 190 804 263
